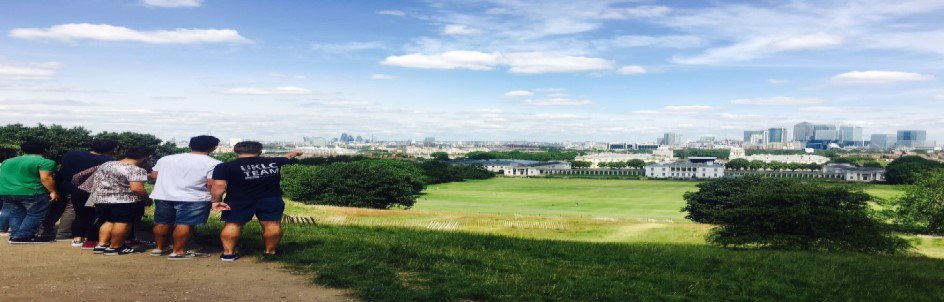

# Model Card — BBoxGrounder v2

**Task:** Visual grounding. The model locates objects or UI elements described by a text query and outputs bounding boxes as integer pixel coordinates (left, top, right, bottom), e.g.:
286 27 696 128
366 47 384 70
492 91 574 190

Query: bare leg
259 221 283 254
153 224 172 250
171 225 193 255
109 222 131 248
98 222 113 247
220 223 243 255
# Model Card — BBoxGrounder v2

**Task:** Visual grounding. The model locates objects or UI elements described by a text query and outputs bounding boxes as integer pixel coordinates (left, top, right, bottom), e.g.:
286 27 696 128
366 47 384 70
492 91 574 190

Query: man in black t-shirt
41 140 117 245
210 141 302 262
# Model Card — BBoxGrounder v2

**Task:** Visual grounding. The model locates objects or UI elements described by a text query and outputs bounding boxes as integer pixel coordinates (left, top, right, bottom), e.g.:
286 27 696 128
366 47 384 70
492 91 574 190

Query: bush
682 177 908 253
885 156 944 184
894 170 944 234
281 159 426 209
417 160 494 184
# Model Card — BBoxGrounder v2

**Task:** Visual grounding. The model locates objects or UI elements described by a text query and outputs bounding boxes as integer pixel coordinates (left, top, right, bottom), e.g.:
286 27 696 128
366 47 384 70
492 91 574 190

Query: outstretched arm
283 150 303 159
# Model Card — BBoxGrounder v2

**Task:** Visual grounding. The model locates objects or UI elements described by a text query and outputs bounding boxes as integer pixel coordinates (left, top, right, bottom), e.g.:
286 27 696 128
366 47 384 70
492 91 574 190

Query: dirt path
0 240 353 302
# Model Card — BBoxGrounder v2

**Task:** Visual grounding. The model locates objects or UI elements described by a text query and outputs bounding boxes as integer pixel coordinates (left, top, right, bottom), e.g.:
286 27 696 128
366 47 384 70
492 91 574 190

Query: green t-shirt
0 155 57 196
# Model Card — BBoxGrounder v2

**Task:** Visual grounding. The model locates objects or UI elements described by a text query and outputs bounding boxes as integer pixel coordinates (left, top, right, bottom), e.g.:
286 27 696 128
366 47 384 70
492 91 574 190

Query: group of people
0 135 302 261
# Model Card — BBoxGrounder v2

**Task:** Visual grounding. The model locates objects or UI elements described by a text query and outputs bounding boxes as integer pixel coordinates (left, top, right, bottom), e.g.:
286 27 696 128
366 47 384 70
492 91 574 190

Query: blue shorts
221 197 285 223
154 200 211 226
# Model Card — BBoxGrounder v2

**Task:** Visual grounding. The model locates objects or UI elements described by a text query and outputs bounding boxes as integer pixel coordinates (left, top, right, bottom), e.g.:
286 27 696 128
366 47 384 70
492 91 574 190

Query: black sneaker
93 246 108 254
104 246 137 256
9 237 53 244
259 252 279 261
220 253 241 262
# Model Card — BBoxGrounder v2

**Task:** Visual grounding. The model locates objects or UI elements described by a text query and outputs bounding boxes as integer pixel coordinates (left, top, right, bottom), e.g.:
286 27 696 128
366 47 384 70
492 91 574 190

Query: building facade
897 130 927 148
645 162 725 179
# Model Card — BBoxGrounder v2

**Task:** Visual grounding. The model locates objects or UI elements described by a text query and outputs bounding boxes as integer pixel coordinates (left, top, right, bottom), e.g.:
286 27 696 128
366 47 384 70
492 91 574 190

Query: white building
576 146 675 167
728 147 829 164
454 159 572 177
645 162 725 179
823 164 885 182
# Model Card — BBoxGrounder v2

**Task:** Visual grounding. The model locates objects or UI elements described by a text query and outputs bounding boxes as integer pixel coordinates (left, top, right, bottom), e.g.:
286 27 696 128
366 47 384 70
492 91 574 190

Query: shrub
282 159 426 209
885 156 944 184
894 170 944 234
417 160 494 184
682 177 908 253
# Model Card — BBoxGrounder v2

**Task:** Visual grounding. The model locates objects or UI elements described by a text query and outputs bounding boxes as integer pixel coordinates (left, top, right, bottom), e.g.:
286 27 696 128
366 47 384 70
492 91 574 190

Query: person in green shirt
0 140 60 243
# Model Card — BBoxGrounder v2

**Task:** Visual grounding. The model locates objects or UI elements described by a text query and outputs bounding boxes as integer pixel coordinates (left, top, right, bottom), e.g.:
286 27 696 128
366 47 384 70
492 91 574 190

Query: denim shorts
154 200 211 225
221 197 285 223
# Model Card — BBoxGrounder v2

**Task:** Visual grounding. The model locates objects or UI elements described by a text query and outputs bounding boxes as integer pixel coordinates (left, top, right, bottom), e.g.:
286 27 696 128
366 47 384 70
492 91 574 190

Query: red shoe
81 241 98 250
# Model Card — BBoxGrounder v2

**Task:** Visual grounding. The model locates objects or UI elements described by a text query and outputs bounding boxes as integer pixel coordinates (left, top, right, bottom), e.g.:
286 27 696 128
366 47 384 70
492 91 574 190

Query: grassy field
202 177 944 301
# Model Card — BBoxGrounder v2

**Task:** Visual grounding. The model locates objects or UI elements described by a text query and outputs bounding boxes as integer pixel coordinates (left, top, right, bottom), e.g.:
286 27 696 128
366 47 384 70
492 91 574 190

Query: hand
49 192 60 202
286 150 303 158
212 202 231 211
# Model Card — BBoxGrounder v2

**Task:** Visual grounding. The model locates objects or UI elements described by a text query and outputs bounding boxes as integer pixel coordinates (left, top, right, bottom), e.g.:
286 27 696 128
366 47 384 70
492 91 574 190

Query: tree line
0 123 186 161
464 150 583 161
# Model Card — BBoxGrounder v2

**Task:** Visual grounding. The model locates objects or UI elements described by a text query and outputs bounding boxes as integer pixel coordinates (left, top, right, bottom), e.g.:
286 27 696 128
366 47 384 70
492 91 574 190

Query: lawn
198 177 944 301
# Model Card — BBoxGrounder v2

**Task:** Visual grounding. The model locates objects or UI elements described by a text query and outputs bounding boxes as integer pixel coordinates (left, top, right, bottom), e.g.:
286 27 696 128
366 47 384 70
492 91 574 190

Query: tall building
814 129 838 141
743 130 764 143
839 126 863 145
767 127 787 143
870 134 894 149
794 122 815 142
897 130 927 148
662 132 682 146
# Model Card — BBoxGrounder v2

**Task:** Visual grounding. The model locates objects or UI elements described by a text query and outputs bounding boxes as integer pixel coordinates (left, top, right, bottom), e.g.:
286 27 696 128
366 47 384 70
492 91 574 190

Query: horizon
1 0 943 142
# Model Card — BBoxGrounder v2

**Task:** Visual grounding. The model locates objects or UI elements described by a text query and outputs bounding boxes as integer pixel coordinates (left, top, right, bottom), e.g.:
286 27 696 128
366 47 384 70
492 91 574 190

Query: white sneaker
149 248 168 256
167 252 197 260
70 240 83 247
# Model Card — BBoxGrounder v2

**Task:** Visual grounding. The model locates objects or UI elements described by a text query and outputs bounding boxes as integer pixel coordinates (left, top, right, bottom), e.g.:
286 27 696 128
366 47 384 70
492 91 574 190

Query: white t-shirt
149 153 222 202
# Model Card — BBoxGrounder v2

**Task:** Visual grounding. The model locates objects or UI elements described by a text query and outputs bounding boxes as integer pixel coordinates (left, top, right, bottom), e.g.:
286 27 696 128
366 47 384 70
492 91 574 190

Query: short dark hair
122 146 153 160
90 139 119 154
233 141 263 155
189 135 220 152
0 148 17 162
20 140 51 155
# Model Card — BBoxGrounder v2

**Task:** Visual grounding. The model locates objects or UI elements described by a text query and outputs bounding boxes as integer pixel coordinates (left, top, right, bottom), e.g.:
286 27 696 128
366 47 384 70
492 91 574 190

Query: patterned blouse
88 161 148 204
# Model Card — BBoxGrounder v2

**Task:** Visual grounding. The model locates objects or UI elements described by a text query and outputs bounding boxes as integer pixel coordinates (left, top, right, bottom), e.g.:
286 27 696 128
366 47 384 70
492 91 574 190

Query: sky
1 0 943 143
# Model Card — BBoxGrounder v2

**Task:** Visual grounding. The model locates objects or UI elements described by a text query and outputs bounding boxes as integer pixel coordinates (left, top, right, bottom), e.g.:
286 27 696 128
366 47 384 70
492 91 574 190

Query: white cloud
831 70 935 84
617 65 647 75
443 25 480 35
523 98 592 106
596 35 706 50
142 0 201 8
674 34 843 65
0 61 60 80
381 51 501 70
935 94 944 101
10 23 250 44
377 10 406 16
311 41 386 53
370 73 397 80
631 110 661 115
600 6 671 19
730 96 828 106
770 34 843 51
503 52 612 74
504 90 534 97
220 86 313 95
663 105 713 111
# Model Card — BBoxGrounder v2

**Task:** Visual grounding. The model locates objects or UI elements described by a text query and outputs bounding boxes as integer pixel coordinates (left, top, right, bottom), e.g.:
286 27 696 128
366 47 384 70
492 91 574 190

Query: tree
94 131 186 158
725 158 750 170
885 156 944 184
282 159 427 209
627 159 646 169
571 160 592 168
430 152 450 161
212 152 238 162
767 161 785 171
682 177 908 253
894 171 944 234
749 160 766 170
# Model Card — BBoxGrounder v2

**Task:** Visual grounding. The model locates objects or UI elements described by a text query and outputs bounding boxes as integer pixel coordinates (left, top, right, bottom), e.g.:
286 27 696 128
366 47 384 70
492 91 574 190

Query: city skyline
1 1 944 142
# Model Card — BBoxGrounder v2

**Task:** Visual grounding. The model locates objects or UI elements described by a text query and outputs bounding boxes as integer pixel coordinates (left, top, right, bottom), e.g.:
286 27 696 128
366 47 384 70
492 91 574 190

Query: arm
39 171 59 202
210 179 230 211
149 171 158 179
284 150 303 159
129 181 150 202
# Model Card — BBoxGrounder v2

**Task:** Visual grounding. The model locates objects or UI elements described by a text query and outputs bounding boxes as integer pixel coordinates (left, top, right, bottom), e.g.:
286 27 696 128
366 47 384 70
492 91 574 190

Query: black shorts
221 197 285 223
95 203 145 223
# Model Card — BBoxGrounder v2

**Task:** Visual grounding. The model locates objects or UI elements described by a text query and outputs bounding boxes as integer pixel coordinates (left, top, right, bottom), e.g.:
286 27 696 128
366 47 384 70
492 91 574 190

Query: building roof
647 162 721 168
452 159 566 167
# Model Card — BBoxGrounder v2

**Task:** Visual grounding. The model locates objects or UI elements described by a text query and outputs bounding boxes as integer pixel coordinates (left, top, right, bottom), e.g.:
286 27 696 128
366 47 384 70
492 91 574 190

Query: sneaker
220 253 241 262
71 240 84 247
127 239 155 246
104 246 136 256
149 248 168 257
259 252 279 261
167 252 197 260
92 246 108 254
81 241 99 250
9 237 54 244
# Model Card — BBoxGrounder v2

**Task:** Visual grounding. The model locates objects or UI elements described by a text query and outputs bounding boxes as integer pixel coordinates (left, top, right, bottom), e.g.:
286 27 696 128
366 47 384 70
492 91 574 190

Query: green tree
0 123 92 161
627 159 646 169
885 156 944 184
749 160 766 170
94 131 186 158
430 152 450 161
211 152 238 162
767 161 785 171
282 159 427 209
682 177 908 253
571 160 592 168
894 171 944 234
725 158 750 170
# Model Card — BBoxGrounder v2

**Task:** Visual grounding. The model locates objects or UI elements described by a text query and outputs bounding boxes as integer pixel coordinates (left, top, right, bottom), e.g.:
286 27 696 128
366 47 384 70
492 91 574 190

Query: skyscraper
767 127 786 143
870 134 894 149
839 126 863 145
743 130 764 142
897 130 927 148
793 122 815 142
662 132 682 146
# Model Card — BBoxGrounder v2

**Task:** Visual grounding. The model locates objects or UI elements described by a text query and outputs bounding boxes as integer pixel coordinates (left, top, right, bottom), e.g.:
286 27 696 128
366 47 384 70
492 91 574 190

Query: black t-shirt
56 150 115 193
212 157 291 201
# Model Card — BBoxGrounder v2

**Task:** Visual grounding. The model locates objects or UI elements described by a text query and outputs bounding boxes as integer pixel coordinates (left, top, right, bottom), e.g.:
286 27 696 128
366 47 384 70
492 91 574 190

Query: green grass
201 223 944 301
190 178 944 301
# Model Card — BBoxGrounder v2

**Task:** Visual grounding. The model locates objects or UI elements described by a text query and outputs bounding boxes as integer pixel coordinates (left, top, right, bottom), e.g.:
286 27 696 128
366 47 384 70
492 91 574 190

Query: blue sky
1 0 943 143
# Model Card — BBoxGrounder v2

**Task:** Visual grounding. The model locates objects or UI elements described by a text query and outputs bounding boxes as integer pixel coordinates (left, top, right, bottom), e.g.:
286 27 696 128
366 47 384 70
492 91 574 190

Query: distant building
424 137 436 144
794 122 815 142
869 134 895 149
814 129 838 141
303 136 327 147
743 130 765 145
728 147 829 164
229 138 243 147
823 164 885 182
662 132 682 146
839 126 863 146
767 127 787 143
645 159 724 179
897 130 927 148
453 159 571 177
